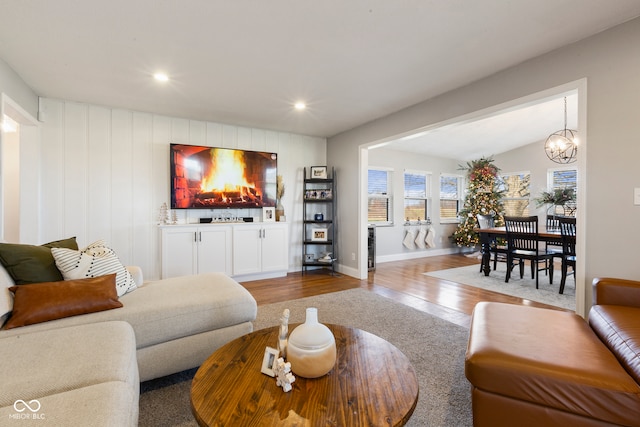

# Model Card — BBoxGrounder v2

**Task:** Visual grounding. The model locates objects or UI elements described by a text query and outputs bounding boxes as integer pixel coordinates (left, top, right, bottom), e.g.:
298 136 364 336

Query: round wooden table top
191 324 419 426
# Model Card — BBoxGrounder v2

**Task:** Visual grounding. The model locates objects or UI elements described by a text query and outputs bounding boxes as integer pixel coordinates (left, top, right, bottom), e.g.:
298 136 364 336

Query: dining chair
558 216 576 294
545 215 565 274
504 216 554 288
476 214 508 272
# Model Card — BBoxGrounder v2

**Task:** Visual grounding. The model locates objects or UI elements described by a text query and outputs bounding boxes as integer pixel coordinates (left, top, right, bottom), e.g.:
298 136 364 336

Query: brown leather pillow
3 274 123 329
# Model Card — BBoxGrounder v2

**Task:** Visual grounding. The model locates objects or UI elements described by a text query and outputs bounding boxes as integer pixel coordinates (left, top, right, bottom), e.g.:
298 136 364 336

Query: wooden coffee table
191 324 419 426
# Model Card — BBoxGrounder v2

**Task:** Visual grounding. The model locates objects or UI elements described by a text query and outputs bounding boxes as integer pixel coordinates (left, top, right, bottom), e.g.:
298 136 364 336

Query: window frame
403 169 431 222
547 166 577 216
439 173 464 224
367 167 393 225
498 170 531 217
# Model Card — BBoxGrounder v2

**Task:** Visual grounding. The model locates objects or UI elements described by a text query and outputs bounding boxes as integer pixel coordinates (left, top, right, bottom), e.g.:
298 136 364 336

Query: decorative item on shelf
171 209 177 224
277 309 290 359
158 202 170 225
310 166 328 179
318 252 334 263
304 253 315 262
286 307 336 378
263 207 275 222
544 96 578 164
304 189 332 200
319 189 332 199
314 213 324 221
273 357 296 392
311 228 328 242
276 175 285 221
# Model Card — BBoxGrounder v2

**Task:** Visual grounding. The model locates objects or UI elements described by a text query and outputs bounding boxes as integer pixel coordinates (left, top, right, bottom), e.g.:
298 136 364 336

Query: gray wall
328 17 640 311
367 147 461 261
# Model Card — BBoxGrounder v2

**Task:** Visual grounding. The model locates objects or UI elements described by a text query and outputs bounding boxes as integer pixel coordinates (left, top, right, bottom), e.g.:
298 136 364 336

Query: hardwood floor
240 254 566 328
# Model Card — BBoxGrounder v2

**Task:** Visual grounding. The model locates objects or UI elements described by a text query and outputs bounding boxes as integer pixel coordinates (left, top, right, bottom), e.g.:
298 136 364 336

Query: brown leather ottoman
465 302 640 427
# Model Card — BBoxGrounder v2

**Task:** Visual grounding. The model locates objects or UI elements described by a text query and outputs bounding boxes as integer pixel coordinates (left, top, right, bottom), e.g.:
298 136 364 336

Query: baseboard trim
377 247 469 264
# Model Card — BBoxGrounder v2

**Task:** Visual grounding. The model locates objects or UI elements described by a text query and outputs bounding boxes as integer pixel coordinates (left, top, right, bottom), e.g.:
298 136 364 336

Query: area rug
139 288 472 426
424 263 575 311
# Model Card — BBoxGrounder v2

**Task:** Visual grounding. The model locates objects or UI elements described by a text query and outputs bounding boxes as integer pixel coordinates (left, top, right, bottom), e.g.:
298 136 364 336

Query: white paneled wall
38 98 326 280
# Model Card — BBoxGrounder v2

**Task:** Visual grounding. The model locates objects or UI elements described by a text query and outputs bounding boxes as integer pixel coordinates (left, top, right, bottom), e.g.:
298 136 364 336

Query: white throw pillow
51 240 137 297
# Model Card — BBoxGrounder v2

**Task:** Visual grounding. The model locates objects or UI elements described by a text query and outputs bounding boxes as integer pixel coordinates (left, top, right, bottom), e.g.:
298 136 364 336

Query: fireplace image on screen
171 144 277 209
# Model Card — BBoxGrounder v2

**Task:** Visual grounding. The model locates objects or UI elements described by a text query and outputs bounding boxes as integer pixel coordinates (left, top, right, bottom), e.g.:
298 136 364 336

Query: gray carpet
139 288 472 426
424 262 575 311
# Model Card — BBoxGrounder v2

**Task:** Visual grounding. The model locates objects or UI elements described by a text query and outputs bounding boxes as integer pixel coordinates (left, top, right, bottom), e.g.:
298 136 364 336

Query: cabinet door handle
194 232 198 242
199 232 202 242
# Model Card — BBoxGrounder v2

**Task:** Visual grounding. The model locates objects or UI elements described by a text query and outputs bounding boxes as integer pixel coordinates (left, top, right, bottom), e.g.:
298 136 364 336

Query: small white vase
286 307 336 378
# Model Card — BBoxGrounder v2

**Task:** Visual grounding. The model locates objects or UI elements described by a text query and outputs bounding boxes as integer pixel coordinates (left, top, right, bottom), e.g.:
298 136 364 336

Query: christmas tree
451 157 505 247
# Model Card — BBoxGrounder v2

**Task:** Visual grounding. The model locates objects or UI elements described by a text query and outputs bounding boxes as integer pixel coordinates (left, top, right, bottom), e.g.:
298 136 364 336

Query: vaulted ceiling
0 1 638 146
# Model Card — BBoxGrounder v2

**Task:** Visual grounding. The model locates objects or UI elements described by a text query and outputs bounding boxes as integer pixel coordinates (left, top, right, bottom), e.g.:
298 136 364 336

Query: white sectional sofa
0 239 258 426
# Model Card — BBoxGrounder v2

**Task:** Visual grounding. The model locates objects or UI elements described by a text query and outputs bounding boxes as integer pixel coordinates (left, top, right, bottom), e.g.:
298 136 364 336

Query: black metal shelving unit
302 167 336 274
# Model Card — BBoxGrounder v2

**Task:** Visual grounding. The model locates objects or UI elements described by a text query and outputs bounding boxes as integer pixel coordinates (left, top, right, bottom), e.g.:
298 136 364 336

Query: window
404 170 431 221
440 174 464 223
368 168 392 224
498 172 530 216
549 167 577 216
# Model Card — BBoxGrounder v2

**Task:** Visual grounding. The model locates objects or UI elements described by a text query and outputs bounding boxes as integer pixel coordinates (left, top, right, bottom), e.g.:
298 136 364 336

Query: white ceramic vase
286 307 336 378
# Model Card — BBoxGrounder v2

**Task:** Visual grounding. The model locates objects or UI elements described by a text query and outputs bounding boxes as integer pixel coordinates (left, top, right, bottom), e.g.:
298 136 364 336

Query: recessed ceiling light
294 102 306 111
154 72 169 82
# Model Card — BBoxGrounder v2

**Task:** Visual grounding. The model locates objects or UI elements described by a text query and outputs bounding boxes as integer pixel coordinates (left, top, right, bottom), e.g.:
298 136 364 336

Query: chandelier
544 97 578 164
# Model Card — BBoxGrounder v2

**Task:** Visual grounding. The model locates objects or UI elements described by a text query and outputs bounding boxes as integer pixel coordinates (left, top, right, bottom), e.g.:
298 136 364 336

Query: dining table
476 226 562 276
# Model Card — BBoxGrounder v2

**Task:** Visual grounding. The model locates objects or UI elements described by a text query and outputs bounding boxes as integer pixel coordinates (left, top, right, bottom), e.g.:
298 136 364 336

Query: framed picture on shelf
319 189 332 199
263 207 275 222
311 227 328 242
310 166 328 179
304 253 315 262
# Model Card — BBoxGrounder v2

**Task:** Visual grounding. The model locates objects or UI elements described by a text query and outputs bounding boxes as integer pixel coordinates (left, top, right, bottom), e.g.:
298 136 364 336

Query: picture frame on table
263 207 275 222
261 346 279 377
311 228 328 242
310 166 328 180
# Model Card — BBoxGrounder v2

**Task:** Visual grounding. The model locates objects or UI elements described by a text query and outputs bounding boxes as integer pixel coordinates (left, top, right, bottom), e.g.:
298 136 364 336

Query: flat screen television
170 144 277 209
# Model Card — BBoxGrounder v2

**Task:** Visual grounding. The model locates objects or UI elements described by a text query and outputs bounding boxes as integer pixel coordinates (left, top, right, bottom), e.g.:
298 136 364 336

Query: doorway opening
1 93 39 243
359 79 588 315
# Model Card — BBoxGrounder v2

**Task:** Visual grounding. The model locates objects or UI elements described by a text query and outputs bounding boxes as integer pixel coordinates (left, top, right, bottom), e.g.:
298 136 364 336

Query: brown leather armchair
465 278 640 426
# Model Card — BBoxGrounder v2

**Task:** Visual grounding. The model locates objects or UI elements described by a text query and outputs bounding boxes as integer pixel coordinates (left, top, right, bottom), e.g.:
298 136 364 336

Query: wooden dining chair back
545 215 566 273
558 216 577 294
476 214 508 272
504 215 554 288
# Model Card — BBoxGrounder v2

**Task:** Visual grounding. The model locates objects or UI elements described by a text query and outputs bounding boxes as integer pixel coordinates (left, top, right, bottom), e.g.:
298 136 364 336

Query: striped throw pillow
51 240 137 297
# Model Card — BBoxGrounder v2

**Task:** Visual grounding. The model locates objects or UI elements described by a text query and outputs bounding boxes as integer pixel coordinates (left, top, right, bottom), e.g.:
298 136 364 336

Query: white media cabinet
159 222 289 281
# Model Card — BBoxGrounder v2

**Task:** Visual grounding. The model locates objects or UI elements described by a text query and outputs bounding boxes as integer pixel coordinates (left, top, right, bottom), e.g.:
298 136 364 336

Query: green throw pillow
0 237 78 285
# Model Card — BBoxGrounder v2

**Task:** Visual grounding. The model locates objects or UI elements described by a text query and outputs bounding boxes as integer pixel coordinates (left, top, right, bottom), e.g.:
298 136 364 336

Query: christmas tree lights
451 157 505 247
